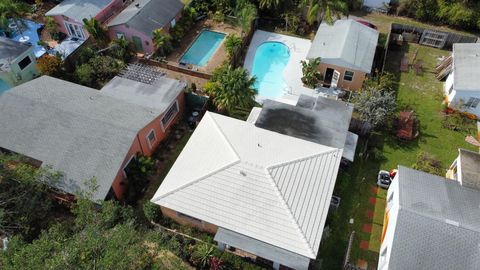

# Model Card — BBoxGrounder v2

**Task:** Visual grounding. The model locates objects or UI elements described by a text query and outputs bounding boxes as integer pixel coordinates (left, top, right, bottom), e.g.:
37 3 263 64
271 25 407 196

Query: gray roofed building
107 0 184 37
379 166 480 270
45 0 113 22
0 76 162 201
446 148 480 191
0 38 32 63
101 76 185 111
452 43 480 91
307 19 379 73
254 95 357 161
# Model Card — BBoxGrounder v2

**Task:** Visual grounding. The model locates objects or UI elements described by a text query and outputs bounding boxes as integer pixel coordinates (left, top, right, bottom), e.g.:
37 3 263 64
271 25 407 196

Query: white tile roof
151 112 342 258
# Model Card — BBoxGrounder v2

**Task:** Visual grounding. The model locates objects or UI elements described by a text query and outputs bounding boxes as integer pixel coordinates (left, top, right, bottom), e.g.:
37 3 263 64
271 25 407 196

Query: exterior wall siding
318 62 366 91
51 15 90 39
0 47 38 87
110 92 185 199
107 10 182 54
160 206 219 234
449 89 480 117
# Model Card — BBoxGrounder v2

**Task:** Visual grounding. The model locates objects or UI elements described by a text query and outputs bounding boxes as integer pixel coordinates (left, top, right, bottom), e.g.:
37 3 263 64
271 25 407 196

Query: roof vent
240 171 247 177
135 3 140 8
445 219 460 227
257 143 262 148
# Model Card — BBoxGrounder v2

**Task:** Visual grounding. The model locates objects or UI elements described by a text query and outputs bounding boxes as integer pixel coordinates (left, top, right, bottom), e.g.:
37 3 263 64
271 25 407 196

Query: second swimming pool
180 30 226 67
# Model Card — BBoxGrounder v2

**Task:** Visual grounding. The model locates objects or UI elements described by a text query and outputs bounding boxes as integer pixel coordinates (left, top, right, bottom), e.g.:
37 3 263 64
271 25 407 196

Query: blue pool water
0 79 11 95
251 42 290 98
180 30 226 67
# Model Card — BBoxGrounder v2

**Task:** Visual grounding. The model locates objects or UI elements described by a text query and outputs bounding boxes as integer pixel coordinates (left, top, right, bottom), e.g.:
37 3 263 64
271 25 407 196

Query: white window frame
17 55 32 70
122 154 137 178
160 100 179 131
64 21 85 39
170 18 176 28
343 70 354 82
146 129 156 149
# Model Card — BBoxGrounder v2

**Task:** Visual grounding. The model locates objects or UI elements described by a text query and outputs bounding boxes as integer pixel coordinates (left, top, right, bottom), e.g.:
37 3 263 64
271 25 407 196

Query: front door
132 36 143 52
64 21 85 39
331 70 341 89
323 68 334 87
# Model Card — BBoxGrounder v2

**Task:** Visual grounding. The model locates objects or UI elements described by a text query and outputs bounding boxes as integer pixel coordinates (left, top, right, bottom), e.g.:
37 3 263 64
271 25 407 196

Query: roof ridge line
268 148 339 170
264 150 342 258
208 113 242 158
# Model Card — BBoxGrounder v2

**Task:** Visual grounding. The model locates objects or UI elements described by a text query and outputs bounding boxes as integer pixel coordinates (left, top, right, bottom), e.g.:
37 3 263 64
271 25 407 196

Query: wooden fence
389 23 478 50
139 58 212 80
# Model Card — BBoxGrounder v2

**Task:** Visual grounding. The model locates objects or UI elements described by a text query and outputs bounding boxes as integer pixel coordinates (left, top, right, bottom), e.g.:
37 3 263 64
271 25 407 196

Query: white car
377 170 392 189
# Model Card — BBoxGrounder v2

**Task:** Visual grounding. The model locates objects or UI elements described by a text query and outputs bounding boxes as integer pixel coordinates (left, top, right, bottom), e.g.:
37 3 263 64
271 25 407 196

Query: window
171 18 176 28
379 247 388 268
387 191 394 204
146 129 156 149
161 101 179 130
448 85 453 95
177 212 203 225
116 32 125 39
464 97 480 109
18 56 32 70
343 71 354 81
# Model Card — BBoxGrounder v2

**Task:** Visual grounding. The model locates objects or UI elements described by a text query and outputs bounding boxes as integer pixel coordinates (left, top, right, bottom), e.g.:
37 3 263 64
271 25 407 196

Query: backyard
317 14 478 270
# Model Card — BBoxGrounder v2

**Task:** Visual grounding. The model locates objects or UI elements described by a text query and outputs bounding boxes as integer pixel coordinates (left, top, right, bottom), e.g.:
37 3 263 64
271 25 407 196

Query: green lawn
317 15 478 270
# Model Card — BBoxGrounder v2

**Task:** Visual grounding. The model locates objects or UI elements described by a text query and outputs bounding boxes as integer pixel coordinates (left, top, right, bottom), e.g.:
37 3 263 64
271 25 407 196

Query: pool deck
244 30 323 104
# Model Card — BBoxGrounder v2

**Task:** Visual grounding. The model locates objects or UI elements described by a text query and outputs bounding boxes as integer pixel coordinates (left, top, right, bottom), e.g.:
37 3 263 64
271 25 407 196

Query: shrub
442 111 475 133
412 151 444 176
143 201 162 223
225 34 242 60
36 55 63 77
301 57 323 88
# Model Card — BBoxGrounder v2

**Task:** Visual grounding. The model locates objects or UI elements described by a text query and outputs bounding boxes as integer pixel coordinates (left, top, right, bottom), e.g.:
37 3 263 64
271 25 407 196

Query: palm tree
235 0 257 36
83 18 107 44
205 65 257 114
152 29 172 56
192 244 215 270
0 0 30 35
300 0 349 25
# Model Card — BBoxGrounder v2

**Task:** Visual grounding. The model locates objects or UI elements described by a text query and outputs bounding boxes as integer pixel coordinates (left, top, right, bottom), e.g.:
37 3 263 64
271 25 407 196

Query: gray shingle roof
107 0 184 37
255 95 355 160
45 0 112 22
101 76 184 111
307 19 379 73
453 43 480 91
0 76 161 201
0 38 32 61
389 166 480 269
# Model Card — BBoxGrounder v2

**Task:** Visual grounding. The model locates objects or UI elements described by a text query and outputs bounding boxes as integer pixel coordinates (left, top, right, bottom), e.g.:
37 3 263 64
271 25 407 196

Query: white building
444 43 480 117
378 166 480 270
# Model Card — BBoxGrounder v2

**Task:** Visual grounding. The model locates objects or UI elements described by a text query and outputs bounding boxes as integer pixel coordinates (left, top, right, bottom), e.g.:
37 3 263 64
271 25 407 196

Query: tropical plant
300 0 349 25
36 55 64 77
204 66 257 114
301 57 324 88
235 0 257 35
259 0 280 9
0 0 30 34
45 17 57 36
108 38 134 62
82 18 107 44
353 88 396 129
192 244 215 269
225 34 242 60
152 29 172 56
364 72 396 92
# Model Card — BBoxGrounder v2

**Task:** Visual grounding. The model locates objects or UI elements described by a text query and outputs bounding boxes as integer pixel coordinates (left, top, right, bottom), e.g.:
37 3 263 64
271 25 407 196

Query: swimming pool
180 30 226 67
0 79 11 95
251 42 290 98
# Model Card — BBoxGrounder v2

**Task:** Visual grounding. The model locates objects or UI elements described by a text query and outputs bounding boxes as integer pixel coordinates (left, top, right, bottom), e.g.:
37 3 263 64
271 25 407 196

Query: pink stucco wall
110 92 186 200
49 0 123 39
107 11 182 54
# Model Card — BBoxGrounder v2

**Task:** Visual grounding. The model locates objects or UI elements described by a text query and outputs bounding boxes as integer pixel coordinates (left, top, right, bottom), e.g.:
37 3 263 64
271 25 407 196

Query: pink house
107 0 184 54
45 0 125 40
0 75 186 201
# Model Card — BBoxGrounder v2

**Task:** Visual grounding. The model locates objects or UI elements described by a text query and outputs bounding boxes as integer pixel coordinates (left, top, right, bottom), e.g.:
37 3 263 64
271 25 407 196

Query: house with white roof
378 166 480 270
151 112 343 270
446 148 480 190
307 19 379 91
444 43 480 117
0 75 185 201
